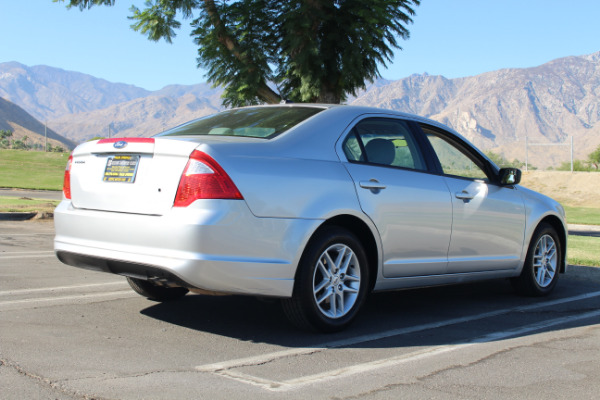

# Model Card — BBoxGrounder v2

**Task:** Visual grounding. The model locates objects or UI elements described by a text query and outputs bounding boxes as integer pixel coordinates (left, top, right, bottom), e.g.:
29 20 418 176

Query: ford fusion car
54 105 567 332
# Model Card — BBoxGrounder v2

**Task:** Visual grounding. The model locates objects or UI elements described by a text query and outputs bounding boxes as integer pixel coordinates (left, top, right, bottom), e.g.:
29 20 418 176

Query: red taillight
174 150 243 207
63 155 73 199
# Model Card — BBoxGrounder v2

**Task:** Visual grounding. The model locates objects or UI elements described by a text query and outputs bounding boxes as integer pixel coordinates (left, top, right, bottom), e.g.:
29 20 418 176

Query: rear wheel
511 223 561 296
126 277 189 301
282 227 369 332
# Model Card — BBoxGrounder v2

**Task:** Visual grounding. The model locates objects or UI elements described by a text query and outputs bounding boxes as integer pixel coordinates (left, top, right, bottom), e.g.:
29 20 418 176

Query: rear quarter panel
223 154 362 219
196 106 367 220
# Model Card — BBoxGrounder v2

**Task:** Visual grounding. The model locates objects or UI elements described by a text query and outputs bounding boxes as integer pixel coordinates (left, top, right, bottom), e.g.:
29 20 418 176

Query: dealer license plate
103 155 140 183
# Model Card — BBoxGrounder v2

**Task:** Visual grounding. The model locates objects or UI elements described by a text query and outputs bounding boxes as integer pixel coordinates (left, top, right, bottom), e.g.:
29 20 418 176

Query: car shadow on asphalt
139 271 600 348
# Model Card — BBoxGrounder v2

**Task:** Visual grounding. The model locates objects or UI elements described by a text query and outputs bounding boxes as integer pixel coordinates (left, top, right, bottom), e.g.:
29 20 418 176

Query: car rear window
156 106 324 139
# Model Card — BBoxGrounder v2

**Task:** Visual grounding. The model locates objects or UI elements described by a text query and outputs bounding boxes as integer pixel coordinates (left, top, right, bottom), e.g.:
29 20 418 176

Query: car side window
343 118 426 171
421 125 489 181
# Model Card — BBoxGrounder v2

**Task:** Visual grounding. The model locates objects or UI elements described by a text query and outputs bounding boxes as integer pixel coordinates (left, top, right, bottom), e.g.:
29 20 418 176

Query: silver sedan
54 105 567 332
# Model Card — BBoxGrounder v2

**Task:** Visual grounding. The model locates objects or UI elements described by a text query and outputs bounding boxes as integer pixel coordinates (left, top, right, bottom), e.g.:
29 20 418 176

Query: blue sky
2 0 599 91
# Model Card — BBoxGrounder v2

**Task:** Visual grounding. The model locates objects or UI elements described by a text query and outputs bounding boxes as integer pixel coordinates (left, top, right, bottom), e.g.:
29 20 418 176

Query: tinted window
421 125 489 181
343 118 426 171
156 107 324 139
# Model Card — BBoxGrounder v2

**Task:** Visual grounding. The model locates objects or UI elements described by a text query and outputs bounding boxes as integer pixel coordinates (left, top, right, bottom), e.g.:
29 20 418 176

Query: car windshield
156 106 324 139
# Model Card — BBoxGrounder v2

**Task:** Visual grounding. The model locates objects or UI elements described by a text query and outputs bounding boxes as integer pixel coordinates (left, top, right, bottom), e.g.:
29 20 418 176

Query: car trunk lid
69 138 200 215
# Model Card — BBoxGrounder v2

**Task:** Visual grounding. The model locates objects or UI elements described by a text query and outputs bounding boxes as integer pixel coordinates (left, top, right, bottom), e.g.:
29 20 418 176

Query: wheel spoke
536 266 545 284
541 236 548 253
316 286 334 305
333 246 347 272
335 292 344 316
329 289 337 315
324 252 337 273
317 260 331 280
342 283 359 294
339 250 353 275
314 278 329 293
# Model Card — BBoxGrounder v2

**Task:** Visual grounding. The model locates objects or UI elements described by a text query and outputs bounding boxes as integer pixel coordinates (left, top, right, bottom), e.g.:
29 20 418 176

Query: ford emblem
114 140 128 149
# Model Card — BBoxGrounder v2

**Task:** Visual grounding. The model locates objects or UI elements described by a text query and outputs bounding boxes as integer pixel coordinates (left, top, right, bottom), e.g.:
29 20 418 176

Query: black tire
126 277 189 301
511 223 561 297
282 227 370 332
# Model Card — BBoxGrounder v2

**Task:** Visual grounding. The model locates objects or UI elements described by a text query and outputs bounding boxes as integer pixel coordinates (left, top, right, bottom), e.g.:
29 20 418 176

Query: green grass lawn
564 205 600 226
568 235 600 267
0 149 68 190
0 196 60 213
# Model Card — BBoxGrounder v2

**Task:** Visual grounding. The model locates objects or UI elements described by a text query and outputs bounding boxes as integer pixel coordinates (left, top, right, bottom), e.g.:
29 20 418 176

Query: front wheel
126 277 189 301
282 227 370 332
511 223 562 296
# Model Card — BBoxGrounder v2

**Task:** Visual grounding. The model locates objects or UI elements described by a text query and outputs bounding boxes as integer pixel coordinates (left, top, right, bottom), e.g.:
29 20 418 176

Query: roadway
1 219 600 399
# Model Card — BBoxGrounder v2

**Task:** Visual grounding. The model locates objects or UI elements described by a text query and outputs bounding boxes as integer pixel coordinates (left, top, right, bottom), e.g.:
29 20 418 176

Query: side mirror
499 168 522 186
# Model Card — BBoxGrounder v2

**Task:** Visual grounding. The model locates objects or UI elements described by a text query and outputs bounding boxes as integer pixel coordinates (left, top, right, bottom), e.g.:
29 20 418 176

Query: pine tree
58 0 420 106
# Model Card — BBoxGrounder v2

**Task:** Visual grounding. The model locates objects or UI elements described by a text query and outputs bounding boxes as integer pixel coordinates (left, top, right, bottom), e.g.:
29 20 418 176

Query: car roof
234 103 459 135
251 104 494 168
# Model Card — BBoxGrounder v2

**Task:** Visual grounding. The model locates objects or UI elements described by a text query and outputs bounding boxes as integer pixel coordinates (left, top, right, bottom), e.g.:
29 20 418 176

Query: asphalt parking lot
2 219 600 400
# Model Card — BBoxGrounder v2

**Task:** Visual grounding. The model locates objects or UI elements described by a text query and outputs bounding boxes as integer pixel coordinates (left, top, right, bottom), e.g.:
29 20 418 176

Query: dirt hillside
520 171 599 207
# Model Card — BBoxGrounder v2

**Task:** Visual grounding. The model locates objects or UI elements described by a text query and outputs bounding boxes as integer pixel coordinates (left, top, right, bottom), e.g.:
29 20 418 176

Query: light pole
525 136 528 172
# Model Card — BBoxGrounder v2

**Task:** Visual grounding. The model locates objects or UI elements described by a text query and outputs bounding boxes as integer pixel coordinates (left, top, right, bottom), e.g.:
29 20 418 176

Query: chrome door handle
359 180 386 190
455 190 474 200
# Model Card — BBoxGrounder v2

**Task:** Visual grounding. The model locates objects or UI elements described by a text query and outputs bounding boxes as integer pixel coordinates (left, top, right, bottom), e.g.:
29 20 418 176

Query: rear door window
342 118 426 171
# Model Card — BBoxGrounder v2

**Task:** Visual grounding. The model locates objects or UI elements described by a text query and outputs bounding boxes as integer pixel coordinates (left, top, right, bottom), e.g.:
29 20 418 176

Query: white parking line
0 251 54 254
197 291 600 373
0 233 54 236
1 281 134 311
196 291 600 390
0 290 136 306
246 309 600 391
0 281 128 296
0 290 138 311
0 251 56 259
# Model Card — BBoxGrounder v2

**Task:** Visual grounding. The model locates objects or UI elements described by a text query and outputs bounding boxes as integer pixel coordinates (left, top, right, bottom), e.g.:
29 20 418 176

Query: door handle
359 180 386 190
455 190 474 200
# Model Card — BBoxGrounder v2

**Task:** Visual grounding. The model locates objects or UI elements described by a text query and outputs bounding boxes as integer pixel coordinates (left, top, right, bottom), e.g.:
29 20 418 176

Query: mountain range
1 52 599 168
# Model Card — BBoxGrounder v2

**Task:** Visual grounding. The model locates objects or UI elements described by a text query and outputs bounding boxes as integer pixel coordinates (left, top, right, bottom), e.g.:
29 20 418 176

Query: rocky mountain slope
1 52 599 168
47 84 223 140
0 62 150 122
0 97 76 150
352 52 600 168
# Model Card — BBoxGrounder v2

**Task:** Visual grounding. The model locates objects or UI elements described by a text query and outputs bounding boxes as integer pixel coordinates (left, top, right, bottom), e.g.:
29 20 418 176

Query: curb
0 212 54 221
568 224 600 238
569 224 600 232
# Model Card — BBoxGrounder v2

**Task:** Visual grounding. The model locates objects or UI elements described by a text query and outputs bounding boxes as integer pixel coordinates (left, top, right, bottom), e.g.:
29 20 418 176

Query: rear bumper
54 200 322 297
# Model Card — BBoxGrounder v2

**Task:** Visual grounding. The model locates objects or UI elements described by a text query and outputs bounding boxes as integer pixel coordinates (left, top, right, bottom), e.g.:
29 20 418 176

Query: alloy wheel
532 234 557 288
312 243 361 319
